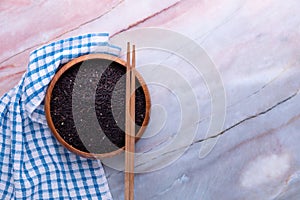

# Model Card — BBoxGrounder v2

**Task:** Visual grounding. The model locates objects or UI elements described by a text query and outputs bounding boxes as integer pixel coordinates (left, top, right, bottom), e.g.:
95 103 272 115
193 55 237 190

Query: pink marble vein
0 0 181 97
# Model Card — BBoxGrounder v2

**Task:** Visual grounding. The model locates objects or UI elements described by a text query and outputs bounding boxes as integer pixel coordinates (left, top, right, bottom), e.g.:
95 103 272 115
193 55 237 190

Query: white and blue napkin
0 33 120 199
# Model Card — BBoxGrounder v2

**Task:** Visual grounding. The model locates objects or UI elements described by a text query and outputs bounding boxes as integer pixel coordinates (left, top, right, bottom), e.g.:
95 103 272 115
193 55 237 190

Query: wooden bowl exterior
44 54 151 159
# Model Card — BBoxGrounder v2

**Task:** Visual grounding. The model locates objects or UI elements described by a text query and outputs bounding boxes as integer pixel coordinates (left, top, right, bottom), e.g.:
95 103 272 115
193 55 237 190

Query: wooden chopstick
129 45 135 200
125 42 131 200
125 42 135 200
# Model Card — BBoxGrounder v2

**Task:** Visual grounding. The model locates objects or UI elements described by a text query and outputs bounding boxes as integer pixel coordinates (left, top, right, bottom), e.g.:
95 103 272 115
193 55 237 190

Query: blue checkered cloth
0 33 121 199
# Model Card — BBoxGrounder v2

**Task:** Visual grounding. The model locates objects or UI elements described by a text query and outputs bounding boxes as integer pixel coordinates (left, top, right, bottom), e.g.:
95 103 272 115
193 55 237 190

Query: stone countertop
1 0 300 199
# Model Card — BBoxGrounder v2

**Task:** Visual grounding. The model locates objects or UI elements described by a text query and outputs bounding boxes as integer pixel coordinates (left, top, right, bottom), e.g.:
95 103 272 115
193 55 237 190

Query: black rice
50 58 146 154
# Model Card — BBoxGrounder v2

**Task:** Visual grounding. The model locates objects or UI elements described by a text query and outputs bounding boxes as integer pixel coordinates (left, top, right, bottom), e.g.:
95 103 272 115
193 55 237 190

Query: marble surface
1 0 300 199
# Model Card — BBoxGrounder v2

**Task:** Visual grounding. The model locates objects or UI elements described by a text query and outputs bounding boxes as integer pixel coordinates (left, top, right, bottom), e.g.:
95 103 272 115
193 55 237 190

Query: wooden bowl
44 54 151 159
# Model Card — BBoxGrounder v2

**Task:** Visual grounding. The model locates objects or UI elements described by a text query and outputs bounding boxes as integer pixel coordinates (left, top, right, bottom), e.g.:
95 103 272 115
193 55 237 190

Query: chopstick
125 42 135 200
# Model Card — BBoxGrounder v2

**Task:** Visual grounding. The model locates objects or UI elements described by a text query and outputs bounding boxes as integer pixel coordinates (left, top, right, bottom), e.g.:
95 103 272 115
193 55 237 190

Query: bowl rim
44 53 151 159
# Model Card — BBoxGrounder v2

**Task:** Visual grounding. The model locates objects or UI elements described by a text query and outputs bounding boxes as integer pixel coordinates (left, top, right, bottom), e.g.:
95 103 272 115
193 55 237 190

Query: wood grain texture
1 0 300 199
